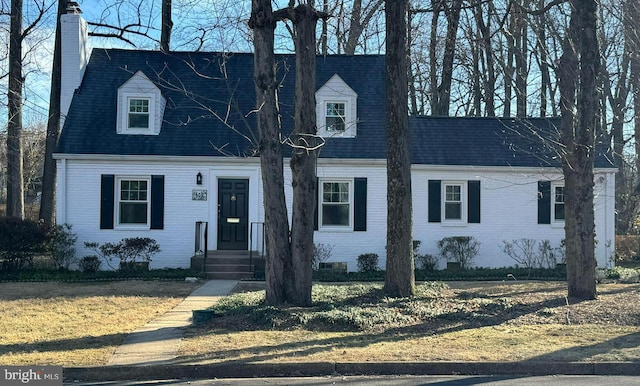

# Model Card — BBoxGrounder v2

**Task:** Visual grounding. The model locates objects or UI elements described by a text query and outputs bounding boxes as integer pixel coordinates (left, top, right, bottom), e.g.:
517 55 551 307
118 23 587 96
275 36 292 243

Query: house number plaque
192 189 208 201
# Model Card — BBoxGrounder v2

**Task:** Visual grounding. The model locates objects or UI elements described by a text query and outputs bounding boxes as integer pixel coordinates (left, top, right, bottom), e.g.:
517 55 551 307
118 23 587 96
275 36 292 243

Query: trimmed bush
413 240 439 271
357 253 379 273
79 255 102 273
0 218 52 271
312 243 334 271
51 224 78 269
85 237 160 270
437 236 479 270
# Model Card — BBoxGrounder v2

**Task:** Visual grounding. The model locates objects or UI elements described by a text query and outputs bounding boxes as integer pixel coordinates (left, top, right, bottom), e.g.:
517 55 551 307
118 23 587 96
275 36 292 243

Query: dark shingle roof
410 116 613 168
57 49 386 158
57 49 614 169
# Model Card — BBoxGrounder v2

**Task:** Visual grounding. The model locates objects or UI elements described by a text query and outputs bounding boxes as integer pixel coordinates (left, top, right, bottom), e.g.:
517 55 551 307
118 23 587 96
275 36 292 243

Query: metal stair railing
249 222 265 278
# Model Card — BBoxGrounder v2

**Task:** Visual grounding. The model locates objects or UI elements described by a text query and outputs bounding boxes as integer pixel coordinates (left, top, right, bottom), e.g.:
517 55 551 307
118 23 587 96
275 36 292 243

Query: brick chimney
60 1 89 126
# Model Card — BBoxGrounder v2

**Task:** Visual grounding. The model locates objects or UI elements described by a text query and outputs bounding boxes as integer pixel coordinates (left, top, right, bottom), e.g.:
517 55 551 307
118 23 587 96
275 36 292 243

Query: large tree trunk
249 0 295 306
39 0 67 225
160 0 172 53
289 4 320 307
384 0 414 298
7 0 25 219
558 0 599 301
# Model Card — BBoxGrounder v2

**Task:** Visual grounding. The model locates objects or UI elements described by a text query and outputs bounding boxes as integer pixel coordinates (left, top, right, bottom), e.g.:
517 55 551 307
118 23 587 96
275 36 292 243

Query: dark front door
217 179 249 250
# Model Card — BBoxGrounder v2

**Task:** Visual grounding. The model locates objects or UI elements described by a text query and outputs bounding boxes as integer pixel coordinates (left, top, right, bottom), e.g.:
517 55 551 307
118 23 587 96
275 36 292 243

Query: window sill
317 226 353 233
550 221 564 229
440 221 468 227
114 225 151 231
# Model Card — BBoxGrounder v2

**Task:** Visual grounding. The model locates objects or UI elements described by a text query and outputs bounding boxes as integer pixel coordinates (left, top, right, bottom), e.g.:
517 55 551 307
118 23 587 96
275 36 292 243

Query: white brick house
54 8 616 273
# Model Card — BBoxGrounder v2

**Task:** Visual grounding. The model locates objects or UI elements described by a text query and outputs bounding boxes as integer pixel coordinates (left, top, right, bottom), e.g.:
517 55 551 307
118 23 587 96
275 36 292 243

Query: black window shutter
150 175 165 230
468 180 481 223
538 181 551 224
354 178 367 231
314 178 319 230
100 174 115 229
428 180 441 223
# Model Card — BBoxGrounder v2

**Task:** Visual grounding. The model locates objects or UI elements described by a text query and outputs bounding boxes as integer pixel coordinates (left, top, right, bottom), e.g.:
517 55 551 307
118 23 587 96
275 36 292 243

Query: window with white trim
443 182 464 222
553 185 565 221
321 180 351 227
117 177 150 226
315 74 358 138
325 102 346 132
117 71 165 135
128 98 150 129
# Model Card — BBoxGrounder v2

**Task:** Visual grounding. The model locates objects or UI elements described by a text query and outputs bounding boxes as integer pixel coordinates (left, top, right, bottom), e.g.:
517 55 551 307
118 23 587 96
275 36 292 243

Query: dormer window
117 71 166 135
128 98 150 129
326 102 346 132
316 74 357 138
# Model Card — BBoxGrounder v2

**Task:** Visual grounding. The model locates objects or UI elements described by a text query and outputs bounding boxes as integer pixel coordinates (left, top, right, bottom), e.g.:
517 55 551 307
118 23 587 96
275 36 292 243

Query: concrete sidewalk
107 279 238 366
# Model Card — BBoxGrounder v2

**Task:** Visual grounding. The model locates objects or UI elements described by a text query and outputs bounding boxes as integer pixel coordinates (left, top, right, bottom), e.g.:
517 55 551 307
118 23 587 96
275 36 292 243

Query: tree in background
161 0 172 52
6 0 46 218
7 0 25 219
39 0 67 225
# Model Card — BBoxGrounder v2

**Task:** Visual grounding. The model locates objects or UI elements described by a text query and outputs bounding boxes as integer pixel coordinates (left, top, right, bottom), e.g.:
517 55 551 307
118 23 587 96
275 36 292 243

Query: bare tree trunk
558 0 599 301
474 1 495 117
342 0 383 55
161 0 172 52
534 0 551 117
608 3 632 234
627 1 640 176
408 8 419 115
384 0 414 298
40 0 67 225
433 0 462 116
503 9 516 117
7 0 25 219
473 3 496 117
428 1 441 114
320 0 328 55
513 2 528 117
249 0 295 306
289 4 320 307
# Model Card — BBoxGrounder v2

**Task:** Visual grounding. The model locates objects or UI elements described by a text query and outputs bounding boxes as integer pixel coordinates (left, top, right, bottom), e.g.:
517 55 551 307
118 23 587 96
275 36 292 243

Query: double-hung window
326 102 346 132
128 98 150 129
321 181 351 227
118 178 150 226
553 185 565 221
444 183 463 221
428 180 480 224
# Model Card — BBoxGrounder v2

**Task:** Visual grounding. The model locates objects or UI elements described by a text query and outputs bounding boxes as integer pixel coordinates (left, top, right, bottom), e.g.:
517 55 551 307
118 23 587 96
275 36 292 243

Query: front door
217 179 249 250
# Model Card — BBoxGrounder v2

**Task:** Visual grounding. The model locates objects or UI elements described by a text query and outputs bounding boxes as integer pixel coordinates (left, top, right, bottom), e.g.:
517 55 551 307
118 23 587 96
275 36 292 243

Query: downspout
57 158 67 224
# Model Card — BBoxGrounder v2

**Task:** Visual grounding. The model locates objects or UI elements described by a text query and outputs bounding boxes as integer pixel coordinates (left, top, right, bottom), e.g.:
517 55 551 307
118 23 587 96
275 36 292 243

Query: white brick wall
57 157 616 271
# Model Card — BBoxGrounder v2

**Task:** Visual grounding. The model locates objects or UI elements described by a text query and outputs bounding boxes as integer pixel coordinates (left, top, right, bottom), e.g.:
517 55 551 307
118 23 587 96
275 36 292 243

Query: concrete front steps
191 250 264 280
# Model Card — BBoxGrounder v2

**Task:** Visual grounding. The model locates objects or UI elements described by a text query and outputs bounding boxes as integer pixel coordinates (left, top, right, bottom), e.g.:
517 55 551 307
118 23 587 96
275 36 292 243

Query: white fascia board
52 153 262 165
